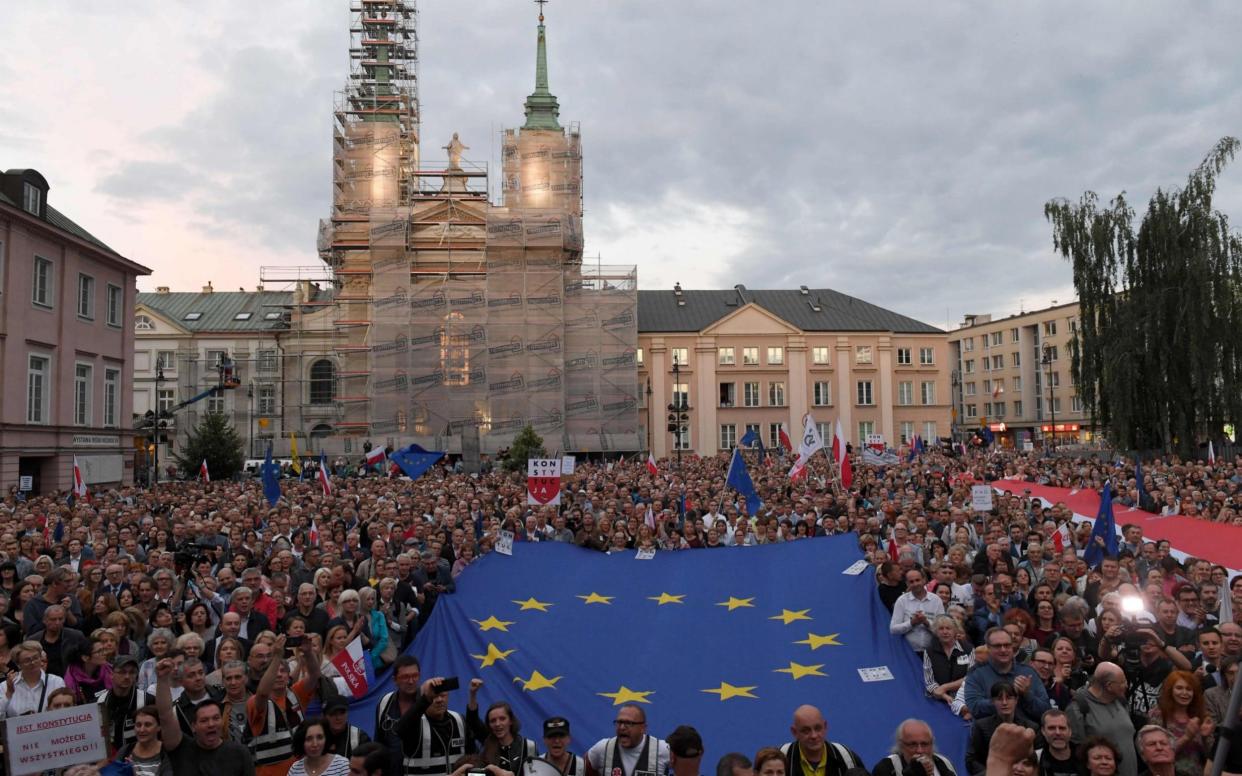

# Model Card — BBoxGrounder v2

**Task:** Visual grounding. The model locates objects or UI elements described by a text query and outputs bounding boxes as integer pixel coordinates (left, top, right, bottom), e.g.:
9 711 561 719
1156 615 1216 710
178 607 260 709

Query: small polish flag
365 446 386 467
644 505 655 529
199 459 210 482
1052 523 1073 553
318 450 333 496
1208 441 1216 466
330 635 373 699
308 519 320 547
71 456 89 500
777 424 793 454
646 453 658 476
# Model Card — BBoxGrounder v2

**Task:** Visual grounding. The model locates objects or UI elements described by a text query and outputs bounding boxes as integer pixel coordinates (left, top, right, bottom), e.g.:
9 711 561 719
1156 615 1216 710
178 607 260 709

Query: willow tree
1044 137 1242 455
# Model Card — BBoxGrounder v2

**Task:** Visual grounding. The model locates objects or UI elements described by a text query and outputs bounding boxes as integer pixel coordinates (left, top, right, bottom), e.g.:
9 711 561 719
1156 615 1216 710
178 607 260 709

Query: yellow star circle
472 616 515 632
794 632 843 649
576 592 614 605
647 592 685 605
769 608 812 625
774 661 827 680
597 686 655 705
513 597 554 612
702 681 759 700
716 597 755 611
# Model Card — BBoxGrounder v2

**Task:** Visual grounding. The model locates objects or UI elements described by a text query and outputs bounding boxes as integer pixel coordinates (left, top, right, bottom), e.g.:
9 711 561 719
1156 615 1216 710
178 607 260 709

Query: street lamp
645 377 653 454
1041 344 1056 451
666 355 690 471
153 366 165 485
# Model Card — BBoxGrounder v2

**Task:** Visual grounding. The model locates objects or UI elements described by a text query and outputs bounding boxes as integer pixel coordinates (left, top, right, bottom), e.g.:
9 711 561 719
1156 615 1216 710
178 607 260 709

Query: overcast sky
4 1 1241 329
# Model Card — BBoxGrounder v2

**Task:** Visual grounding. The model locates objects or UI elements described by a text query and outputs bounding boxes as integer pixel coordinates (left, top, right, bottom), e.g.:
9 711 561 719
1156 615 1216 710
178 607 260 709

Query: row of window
960 320 1077 353
26 355 121 427
961 396 1081 419
691 379 940 409
657 345 936 369
143 349 281 373
707 421 941 451
28 256 124 325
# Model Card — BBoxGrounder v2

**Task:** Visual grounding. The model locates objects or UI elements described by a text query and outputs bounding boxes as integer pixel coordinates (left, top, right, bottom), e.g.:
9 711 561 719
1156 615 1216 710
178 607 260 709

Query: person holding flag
290 433 302 478
318 450 333 497
1083 481 1119 568
725 447 762 516
788 414 823 482
833 418 852 489
200 459 210 483
261 442 282 507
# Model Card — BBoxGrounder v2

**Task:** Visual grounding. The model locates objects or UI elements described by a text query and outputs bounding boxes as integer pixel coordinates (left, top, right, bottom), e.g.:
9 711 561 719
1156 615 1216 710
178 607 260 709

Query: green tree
1045 137 1242 454
174 411 245 480
504 424 547 471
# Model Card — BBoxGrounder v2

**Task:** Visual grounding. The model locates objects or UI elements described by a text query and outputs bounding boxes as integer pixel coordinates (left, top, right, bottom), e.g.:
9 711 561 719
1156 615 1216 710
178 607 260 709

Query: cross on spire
535 0 548 23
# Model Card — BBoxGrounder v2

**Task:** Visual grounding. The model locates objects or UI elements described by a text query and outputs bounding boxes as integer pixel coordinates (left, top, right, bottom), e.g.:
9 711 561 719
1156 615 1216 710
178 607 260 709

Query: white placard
1023 441 1034 452
842 559 869 576
496 530 515 556
561 455 576 475
635 548 656 560
526 458 562 506
970 485 994 512
6 703 106 775
18 476 32 492
857 666 894 683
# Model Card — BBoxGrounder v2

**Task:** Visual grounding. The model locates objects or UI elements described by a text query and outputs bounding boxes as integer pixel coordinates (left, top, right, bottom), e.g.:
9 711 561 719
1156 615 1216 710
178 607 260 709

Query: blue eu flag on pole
1084 480 1118 567
389 443 445 481
739 428 760 447
348 538 966 771
725 447 762 516
261 443 282 507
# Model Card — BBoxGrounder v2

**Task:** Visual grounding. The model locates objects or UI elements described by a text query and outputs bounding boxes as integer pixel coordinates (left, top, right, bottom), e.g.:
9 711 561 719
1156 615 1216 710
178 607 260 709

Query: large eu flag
348 536 966 769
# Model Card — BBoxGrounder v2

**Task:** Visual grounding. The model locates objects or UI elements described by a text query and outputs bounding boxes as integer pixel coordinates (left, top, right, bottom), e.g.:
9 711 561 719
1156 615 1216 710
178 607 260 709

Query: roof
137 291 294 333
637 287 943 334
0 180 148 271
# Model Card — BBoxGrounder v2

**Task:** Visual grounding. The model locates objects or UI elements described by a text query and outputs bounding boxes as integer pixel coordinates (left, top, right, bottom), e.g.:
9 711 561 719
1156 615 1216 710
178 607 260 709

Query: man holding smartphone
394 674 472 776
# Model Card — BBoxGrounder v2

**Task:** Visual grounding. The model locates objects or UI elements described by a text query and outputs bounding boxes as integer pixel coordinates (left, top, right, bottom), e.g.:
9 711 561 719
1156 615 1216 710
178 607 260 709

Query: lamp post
1042 344 1056 451
645 377 653 454
153 366 164 486
666 355 690 471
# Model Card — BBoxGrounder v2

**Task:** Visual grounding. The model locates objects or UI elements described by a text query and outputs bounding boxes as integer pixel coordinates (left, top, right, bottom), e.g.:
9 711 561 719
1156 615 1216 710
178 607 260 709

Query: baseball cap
112 654 140 670
543 717 570 737
667 725 703 758
324 696 350 714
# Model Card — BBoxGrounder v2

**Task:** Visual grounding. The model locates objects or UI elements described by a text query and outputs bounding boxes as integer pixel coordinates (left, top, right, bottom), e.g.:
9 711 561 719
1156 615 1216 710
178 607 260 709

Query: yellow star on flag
647 592 685 605
716 596 755 611
769 608 812 625
702 681 759 701
794 632 843 650
472 616 515 632
513 597 554 612
597 686 655 705
470 643 516 668
576 592 614 605
774 661 827 679
513 670 562 691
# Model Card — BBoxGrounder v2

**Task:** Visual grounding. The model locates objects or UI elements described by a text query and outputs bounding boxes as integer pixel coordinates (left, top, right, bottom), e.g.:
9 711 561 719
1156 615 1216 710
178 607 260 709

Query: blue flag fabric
1135 459 1149 510
261 443 282 507
725 447 762 516
347 538 965 770
389 443 445 481
1084 481 1118 567
739 428 760 447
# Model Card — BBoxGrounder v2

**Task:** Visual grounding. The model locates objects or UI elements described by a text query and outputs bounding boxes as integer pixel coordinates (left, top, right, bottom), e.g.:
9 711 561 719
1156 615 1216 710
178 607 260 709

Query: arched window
309 359 336 405
134 315 154 331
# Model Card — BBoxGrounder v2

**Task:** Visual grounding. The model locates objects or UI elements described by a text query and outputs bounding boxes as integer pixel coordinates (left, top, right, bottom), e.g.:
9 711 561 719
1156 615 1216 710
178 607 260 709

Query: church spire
522 0 562 131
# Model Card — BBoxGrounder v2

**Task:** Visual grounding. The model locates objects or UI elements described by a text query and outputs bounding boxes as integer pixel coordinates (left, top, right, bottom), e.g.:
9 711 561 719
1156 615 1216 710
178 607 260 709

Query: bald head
791 705 827 757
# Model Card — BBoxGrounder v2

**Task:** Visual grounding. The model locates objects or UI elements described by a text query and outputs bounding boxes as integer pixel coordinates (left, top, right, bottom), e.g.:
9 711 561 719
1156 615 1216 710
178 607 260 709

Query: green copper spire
522 2 562 131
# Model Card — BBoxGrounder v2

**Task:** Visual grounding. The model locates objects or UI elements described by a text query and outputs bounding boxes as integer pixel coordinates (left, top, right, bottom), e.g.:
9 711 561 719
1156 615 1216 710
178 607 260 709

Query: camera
174 540 214 574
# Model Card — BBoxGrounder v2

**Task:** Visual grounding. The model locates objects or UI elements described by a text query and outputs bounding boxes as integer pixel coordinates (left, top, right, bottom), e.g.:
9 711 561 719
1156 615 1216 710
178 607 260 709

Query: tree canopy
173 411 245 480
1045 137 1242 454
504 425 547 471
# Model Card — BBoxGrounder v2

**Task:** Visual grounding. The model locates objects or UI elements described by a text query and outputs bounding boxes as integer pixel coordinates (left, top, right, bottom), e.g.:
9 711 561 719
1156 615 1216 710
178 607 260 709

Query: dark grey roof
0 188 123 257
637 287 943 334
137 291 294 332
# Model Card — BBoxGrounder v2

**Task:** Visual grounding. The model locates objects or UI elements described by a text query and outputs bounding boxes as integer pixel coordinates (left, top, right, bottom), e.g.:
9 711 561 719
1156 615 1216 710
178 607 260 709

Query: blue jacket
963 660 1050 719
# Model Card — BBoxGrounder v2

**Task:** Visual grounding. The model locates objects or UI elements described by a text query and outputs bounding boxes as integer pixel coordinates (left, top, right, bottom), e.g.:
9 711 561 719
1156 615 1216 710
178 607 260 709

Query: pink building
0 169 151 494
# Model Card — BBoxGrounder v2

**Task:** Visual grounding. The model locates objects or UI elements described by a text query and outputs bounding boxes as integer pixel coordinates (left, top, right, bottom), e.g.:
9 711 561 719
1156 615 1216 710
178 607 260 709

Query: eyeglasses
613 720 644 727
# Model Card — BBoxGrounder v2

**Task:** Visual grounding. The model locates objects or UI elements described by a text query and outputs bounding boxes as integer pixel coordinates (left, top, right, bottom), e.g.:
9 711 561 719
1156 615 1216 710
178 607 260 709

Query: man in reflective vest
539 716 586 776
98 654 147 756
325 695 371 758
781 705 863 776
585 704 669 776
375 655 425 775
869 720 957 776
247 634 319 776
394 675 472 776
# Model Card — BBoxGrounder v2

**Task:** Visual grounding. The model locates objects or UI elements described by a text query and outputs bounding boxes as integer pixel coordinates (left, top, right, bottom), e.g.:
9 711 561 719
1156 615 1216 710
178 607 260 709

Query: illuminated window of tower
441 311 470 385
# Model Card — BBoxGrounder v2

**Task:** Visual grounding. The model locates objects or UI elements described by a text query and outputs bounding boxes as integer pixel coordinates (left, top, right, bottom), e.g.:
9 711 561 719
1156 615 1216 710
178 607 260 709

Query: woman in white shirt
0 641 65 718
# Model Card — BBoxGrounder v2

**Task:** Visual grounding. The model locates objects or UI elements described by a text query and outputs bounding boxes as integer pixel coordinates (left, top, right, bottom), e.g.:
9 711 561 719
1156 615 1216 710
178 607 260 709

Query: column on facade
787 335 808 434
694 339 717 457
649 340 668 459
877 336 895 444
835 337 852 440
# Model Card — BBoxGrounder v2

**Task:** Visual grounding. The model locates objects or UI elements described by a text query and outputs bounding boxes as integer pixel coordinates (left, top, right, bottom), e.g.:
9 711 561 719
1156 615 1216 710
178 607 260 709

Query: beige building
637 285 951 458
946 301 1094 447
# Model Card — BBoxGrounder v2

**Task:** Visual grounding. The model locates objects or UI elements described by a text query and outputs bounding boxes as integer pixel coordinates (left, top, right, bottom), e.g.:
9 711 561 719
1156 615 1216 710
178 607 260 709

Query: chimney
255 284 265 292
202 281 214 294
156 286 170 294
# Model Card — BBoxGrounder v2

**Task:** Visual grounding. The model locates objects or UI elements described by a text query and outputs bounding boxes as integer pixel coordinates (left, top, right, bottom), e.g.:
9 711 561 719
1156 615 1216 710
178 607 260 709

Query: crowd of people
0 442 1238 776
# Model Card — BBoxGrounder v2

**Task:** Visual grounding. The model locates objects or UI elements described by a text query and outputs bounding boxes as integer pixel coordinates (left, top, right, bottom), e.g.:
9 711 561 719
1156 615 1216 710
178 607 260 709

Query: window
812 346 830 365
897 381 913 406
135 315 154 331
106 284 122 326
258 384 276 415
33 256 53 307
1012 351 1021 367
264 311 282 321
1043 321 1057 337
768 381 786 406
720 424 737 450
718 347 735 365
103 368 120 427
672 382 689 408
1051 397 1062 413
813 381 831 406
183 312 203 321
965 404 977 419
1013 377 1022 393
923 422 937 441
1068 318 1078 334
23 183 41 215
767 347 784 365
816 422 829 443
1013 400 1023 416
993 402 1006 418
719 382 736 407
155 350 176 372
673 425 691 450
742 347 759 365
921 381 936 405
1010 327 1020 343
1049 371 1060 387
992 354 1004 370
27 355 50 424
963 338 974 352
857 421 875 444
1070 395 1082 413
855 345 873 365
309 359 336 405
992 378 1004 396
671 348 689 367
158 389 175 414
743 382 760 408
76 274 95 319
982 357 990 372
965 382 977 396
74 363 93 426
441 311 471 386
896 348 912 366
636 348 644 366
991 332 1003 346
856 380 873 406
1044 345 1059 362
768 423 782 449
983 402 992 416
233 312 253 321
900 421 914 444
964 359 975 373
207 394 225 414
919 347 934 366
205 350 228 368
256 350 277 373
